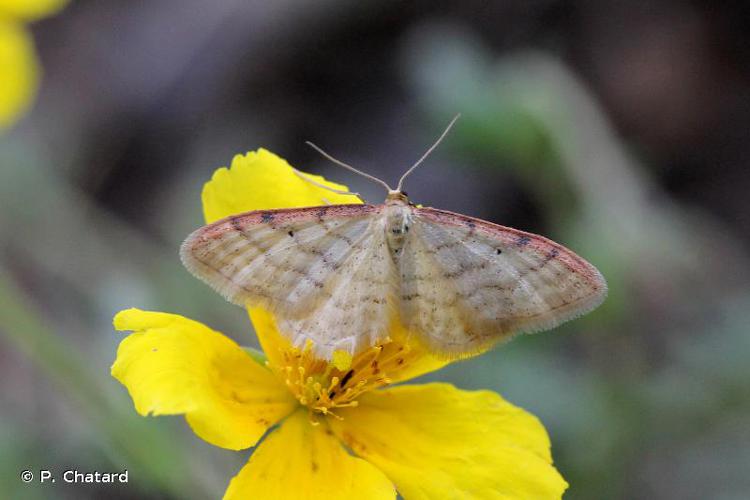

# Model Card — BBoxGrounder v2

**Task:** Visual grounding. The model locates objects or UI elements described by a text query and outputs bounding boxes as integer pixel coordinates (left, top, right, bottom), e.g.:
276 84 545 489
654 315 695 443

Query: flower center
273 342 406 418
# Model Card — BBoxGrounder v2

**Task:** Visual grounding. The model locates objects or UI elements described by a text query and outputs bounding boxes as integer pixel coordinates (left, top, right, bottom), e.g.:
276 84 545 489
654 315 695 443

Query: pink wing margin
184 204 379 244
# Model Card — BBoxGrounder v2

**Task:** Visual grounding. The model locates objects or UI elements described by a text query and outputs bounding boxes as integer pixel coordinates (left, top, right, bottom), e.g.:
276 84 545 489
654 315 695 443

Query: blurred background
2 1 750 498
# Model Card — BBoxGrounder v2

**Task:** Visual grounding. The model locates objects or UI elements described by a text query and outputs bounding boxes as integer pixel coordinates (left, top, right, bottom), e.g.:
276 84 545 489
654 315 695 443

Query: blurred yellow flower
0 0 66 130
112 149 568 499
0 0 67 20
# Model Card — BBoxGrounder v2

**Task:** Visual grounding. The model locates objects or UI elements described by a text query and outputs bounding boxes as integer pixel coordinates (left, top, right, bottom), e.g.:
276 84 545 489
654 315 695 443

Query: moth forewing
401 206 607 354
180 204 400 357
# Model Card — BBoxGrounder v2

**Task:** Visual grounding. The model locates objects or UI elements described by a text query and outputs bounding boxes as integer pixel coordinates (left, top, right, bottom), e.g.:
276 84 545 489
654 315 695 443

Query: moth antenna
292 167 363 200
306 141 393 193
396 114 460 192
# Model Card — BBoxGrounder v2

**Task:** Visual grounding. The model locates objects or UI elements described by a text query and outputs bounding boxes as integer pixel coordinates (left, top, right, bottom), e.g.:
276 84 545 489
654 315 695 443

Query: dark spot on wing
544 248 559 262
261 212 275 223
288 230 294 237
496 248 503 255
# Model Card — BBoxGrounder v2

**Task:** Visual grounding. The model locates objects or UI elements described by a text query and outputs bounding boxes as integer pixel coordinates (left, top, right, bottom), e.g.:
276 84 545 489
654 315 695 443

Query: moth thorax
384 201 412 256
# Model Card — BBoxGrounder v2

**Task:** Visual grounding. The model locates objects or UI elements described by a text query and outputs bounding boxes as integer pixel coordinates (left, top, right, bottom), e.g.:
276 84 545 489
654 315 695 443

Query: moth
181 117 607 359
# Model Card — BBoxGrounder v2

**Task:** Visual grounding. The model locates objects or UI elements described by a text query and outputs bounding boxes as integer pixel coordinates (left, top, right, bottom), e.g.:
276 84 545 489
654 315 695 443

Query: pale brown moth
181 117 607 359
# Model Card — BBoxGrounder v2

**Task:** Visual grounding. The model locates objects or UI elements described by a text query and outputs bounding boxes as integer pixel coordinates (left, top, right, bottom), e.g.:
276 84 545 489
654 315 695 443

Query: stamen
335 401 359 408
308 410 321 426
339 369 355 388
270 335 413 419
352 345 383 370
325 409 344 421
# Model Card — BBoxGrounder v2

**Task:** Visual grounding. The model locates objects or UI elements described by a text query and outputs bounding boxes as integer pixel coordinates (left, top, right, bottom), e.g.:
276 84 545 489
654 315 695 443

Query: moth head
386 190 409 204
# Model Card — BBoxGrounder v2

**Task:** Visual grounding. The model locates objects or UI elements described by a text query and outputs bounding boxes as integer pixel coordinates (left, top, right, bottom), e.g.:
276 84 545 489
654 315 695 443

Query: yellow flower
112 149 568 499
0 0 67 130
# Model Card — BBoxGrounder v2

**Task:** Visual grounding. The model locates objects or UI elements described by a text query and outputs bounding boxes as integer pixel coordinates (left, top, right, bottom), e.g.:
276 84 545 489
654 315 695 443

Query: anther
340 369 355 388
326 377 340 396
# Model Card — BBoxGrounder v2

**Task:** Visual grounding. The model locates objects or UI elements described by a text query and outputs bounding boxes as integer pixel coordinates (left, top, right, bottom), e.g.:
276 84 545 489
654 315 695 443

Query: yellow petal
224 409 395 500
383 320 449 384
0 20 38 131
331 383 568 500
202 148 362 224
0 0 67 21
112 308 297 450
247 306 289 374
